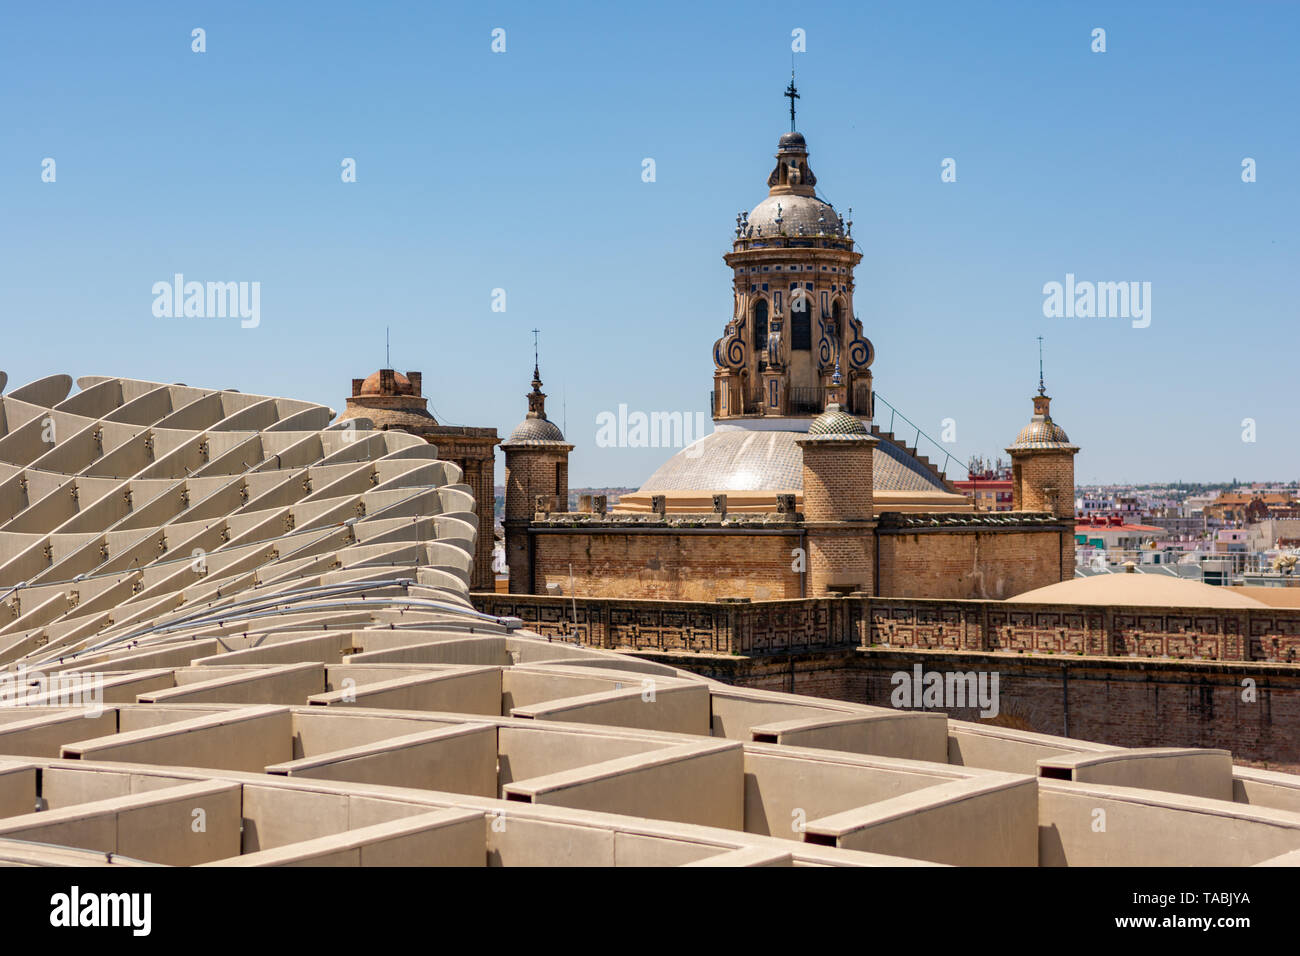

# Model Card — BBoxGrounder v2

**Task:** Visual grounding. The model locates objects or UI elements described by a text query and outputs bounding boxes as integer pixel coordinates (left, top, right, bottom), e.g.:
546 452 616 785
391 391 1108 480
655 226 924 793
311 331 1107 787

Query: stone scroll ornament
816 313 834 368
713 316 747 370
845 315 875 370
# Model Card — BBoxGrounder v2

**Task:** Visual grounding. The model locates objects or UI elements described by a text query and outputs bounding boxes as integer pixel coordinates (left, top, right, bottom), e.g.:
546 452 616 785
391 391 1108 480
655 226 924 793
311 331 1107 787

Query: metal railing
708 388 965 480
788 387 825 416
871 393 963 480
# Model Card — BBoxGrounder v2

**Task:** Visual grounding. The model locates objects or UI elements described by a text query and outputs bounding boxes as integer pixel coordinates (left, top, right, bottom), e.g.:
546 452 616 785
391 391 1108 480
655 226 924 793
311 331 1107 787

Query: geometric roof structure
1 373 1298 867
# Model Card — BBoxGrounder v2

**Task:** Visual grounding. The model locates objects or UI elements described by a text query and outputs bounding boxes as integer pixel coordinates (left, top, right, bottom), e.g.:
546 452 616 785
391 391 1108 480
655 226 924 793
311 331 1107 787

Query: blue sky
2 1 1297 487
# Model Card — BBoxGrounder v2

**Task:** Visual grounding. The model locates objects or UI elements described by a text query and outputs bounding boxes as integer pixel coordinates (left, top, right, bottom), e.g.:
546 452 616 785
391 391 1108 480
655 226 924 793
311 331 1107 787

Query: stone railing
474 592 1300 664
472 594 856 656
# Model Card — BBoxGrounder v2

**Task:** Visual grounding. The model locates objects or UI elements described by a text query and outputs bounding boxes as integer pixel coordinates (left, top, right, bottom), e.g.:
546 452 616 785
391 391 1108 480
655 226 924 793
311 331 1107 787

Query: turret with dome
1006 354 1079 520
499 353 574 593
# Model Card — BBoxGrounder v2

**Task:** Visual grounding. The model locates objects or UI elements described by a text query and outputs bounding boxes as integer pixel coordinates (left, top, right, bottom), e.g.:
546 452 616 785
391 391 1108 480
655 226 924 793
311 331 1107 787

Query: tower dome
715 83 871 425
1008 391 1077 451
746 194 842 238
505 416 566 445
500 362 569 447
808 403 869 437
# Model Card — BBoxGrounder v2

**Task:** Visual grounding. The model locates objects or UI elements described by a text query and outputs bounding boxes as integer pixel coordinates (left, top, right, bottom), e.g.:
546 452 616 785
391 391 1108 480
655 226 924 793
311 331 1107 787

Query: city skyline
3 1 1297 487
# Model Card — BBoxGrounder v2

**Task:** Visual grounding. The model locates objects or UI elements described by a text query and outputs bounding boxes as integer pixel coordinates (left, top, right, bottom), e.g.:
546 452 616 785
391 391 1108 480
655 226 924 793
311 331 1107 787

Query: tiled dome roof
1007 391 1078 452
808 406 869 437
1010 419 1073 449
637 427 949 495
503 416 567 445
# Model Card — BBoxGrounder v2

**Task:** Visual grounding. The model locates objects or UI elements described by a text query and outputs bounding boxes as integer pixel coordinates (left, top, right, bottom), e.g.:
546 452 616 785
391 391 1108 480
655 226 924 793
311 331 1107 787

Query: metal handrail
871 392 965 480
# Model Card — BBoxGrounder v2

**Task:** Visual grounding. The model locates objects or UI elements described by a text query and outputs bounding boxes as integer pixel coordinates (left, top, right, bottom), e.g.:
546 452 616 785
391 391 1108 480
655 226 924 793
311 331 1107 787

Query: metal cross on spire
1037 335 1046 395
531 328 541 382
386 327 390 368
785 71 799 132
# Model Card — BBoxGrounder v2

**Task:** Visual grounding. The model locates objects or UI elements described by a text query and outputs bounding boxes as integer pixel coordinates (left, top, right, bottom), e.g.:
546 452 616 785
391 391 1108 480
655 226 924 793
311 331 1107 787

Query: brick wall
529 531 804 601
502 448 567 592
877 528 1070 599
798 441 873 522
1012 452 1075 519
799 438 874 596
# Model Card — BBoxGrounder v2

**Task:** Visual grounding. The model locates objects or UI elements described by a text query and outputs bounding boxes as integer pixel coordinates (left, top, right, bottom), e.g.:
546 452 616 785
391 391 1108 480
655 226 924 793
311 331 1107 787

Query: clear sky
2 1 1297 488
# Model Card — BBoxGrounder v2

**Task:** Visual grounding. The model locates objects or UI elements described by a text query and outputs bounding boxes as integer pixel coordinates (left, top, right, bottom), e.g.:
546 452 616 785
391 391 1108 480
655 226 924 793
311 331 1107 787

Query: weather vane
785 71 799 132
1037 335 1045 395
532 328 540 379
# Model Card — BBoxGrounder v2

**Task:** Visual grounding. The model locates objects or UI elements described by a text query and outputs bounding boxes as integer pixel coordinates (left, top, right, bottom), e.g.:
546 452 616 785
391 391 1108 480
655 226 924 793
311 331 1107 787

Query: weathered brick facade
876 525 1073 599
1011 453 1076 518
798 428 875 596
532 527 803 601
502 448 570 593
518 512 1071 602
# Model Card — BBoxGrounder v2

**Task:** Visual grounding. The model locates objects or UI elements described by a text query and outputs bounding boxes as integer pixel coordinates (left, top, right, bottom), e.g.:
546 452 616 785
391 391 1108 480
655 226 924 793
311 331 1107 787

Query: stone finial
592 494 607 516
712 494 728 518
651 495 667 516
776 494 796 514
578 493 593 513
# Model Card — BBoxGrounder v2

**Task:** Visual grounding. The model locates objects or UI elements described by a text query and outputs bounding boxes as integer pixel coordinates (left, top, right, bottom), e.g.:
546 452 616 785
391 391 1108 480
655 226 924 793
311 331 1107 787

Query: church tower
713 80 875 421
501 357 573 593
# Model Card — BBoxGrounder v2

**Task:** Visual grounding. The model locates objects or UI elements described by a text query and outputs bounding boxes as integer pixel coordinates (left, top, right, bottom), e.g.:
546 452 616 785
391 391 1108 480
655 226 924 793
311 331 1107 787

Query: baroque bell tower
713 79 875 421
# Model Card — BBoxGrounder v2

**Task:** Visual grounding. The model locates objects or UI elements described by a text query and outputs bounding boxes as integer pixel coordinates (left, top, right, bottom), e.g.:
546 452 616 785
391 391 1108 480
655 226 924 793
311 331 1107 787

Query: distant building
1204 492 1297 525
953 461 1013 512
1075 515 1166 553
337 368 499 590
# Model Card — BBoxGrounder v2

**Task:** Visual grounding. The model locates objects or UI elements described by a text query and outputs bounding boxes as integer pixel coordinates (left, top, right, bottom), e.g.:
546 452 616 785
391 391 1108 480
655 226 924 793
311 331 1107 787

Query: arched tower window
753 299 768 352
831 299 843 338
791 293 811 350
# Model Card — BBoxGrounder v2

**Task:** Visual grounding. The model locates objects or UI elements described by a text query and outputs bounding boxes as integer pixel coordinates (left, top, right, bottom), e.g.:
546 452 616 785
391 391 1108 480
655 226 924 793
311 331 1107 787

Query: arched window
791 293 811 350
753 299 768 353
831 299 843 338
